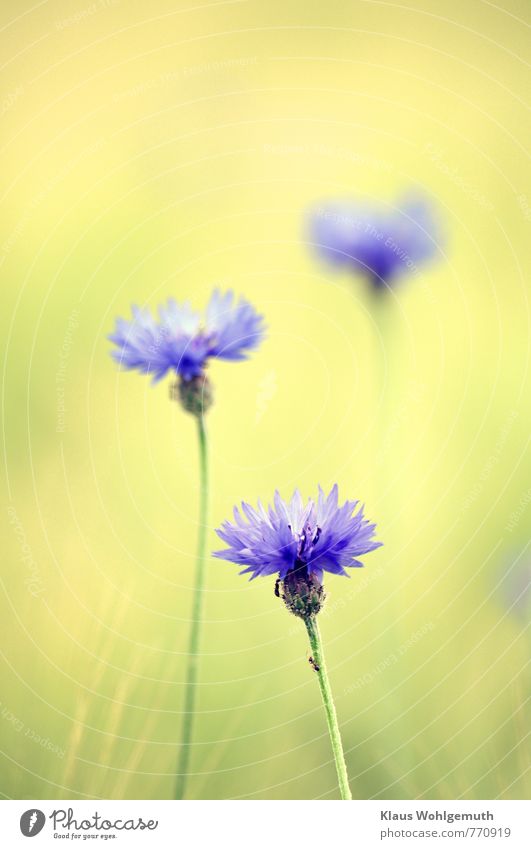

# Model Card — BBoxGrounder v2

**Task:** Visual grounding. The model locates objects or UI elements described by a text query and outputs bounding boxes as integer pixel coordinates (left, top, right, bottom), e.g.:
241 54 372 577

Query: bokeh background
1 0 530 800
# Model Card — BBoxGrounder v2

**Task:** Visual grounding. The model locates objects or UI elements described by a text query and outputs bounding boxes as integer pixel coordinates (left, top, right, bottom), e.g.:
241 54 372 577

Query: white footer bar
1 799 529 848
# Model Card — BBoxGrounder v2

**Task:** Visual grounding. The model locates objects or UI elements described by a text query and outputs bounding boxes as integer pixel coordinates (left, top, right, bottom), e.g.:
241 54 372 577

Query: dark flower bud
276 567 325 620
171 373 213 416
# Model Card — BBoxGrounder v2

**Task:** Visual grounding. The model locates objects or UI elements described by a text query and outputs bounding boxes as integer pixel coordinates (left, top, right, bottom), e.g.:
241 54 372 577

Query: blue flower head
109 289 265 383
308 195 441 291
109 290 265 415
214 485 382 589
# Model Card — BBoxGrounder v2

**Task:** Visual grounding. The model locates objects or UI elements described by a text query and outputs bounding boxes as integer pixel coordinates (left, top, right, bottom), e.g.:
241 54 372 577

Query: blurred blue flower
499 555 531 623
109 289 265 382
308 195 441 290
214 484 382 583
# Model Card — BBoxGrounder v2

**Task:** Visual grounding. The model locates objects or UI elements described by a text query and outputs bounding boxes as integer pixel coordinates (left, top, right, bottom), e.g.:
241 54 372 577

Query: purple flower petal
214 486 382 581
308 195 442 290
109 290 265 381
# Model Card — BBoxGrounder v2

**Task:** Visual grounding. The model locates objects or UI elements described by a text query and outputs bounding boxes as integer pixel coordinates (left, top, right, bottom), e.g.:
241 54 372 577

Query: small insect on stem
308 655 320 673
274 578 281 598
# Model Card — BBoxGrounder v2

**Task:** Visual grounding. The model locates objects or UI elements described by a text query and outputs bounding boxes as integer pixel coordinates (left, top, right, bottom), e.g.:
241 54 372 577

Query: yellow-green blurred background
1 0 530 800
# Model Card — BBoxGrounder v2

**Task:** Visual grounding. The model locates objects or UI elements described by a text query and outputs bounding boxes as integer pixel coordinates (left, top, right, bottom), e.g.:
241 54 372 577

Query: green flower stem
175 415 209 800
304 616 352 800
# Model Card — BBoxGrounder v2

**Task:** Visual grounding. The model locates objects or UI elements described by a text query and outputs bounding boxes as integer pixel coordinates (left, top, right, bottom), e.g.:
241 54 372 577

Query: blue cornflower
308 195 441 290
216 486 381 796
109 289 265 383
214 484 381 586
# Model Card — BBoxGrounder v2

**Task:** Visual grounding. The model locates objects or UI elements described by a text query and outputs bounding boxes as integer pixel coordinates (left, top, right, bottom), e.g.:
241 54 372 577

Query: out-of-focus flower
109 289 265 383
108 290 266 798
308 195 441 290
499 555 531 623
214 484 381 585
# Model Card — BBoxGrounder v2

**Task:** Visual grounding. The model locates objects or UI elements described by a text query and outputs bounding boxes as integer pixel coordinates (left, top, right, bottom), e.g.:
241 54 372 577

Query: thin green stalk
304 616 352 800
175 415 208 800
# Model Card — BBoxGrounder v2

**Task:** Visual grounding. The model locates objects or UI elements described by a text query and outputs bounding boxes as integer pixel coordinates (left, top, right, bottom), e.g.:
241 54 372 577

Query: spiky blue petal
109 289 265 381
214 485 382 580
